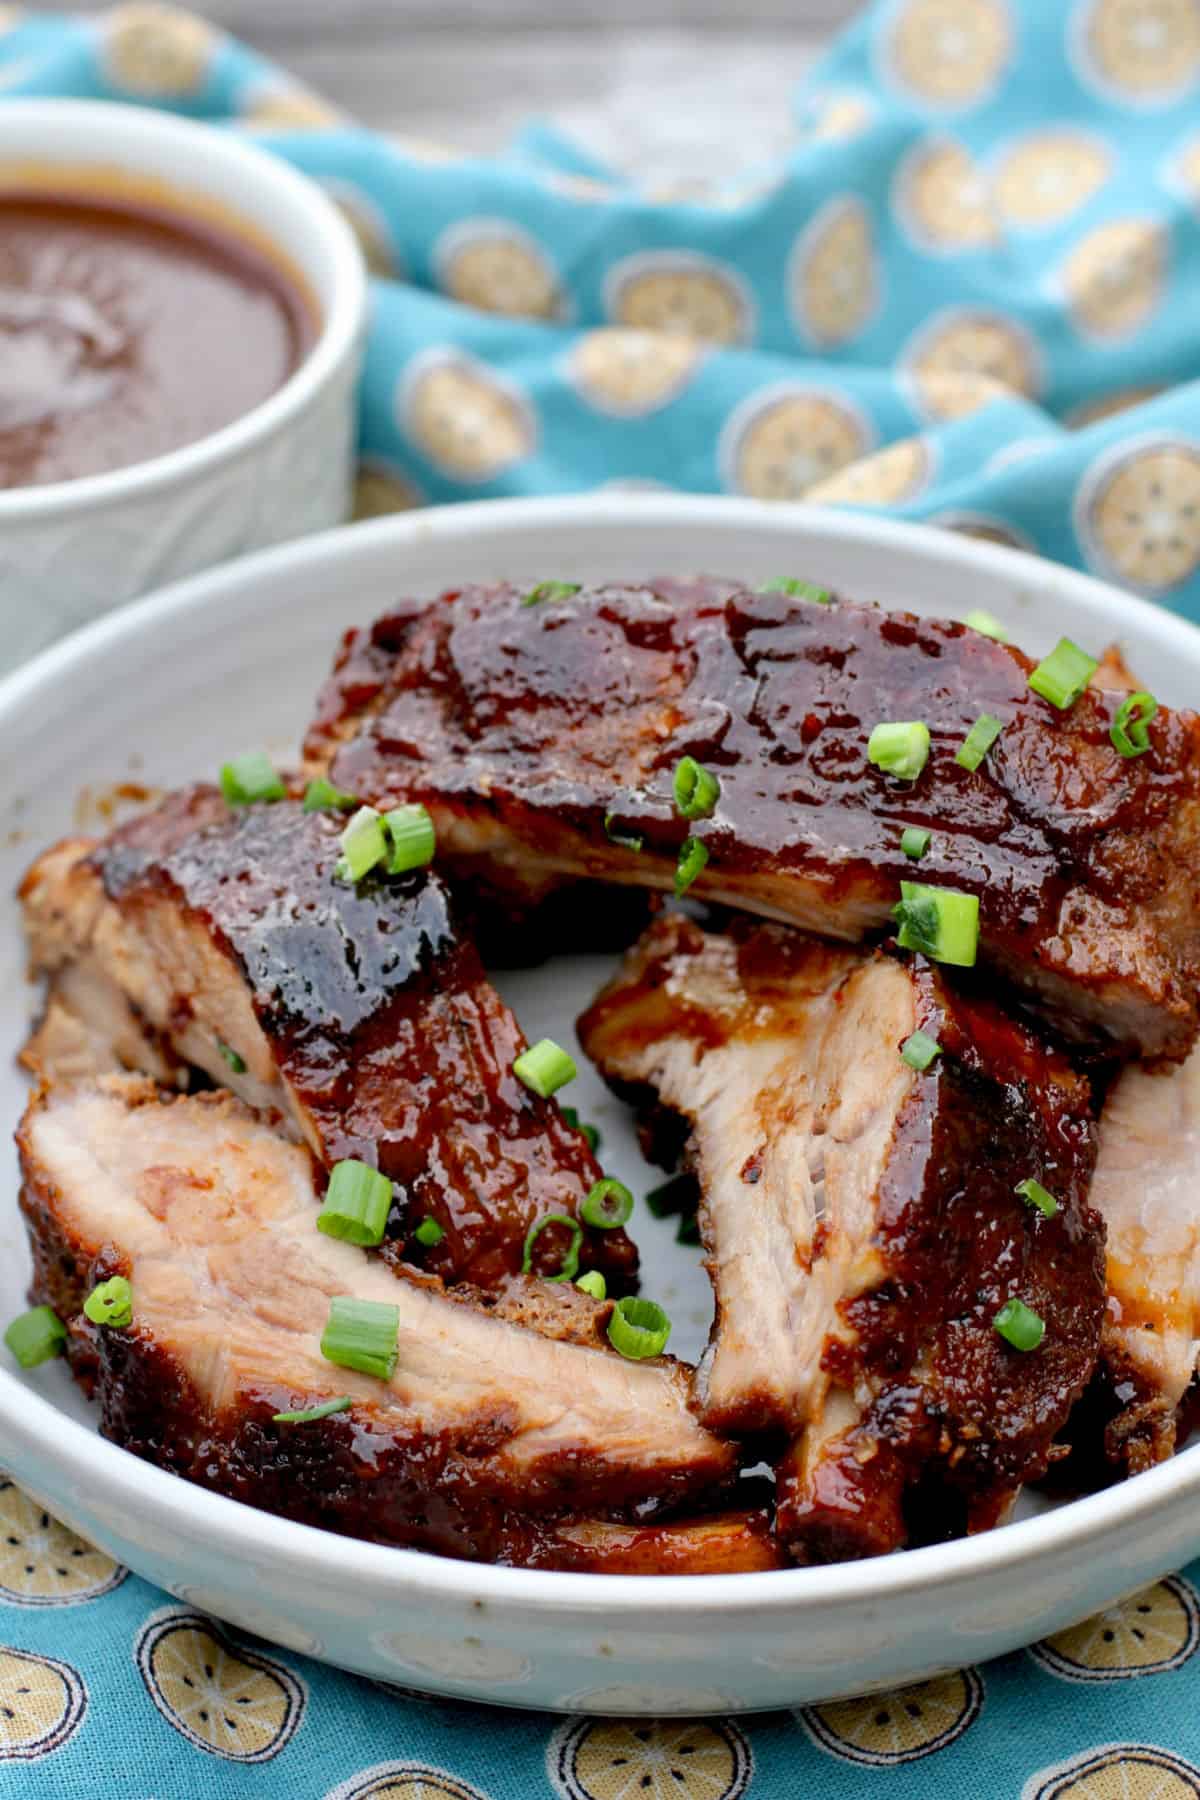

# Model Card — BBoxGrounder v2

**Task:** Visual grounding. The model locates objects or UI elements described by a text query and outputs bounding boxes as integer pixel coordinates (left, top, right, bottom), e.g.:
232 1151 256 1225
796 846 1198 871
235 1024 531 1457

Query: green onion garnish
645 1174 695 1219
672 757 721 821
83 1276 132 1328
522 1214 583 1283
219 751 286 807
4 1306 66 1369
603 813 644 853
955 713 1004 773
273 1396 351 1425
413 1217 445 1247
964 609 1009 643
513 1038 577 1098
1111 690 1158 759
993 1297 1044 1351
581 1178 634 1230
316 1160 393 1248
303 777 358 812
675 836 709 897
1029 638 1098 710
561 1107 600 1153
1016 1178 1060 1219
384 803 436 874
867 721 931 783
900 826 931 860
676 1213 702 1246
522 580 581 607
759 578 831 603
217 1040 246 1075
576 1270 607 1301
321 1296 400 1380
608 1296 672 1360
893 880 980 968
900 1029 942 1072
334 805 389 884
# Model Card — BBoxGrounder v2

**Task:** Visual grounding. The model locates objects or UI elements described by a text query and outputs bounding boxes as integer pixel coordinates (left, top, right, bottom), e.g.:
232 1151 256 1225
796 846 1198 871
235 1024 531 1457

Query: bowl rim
4 491 1200 1618
0 98 366 520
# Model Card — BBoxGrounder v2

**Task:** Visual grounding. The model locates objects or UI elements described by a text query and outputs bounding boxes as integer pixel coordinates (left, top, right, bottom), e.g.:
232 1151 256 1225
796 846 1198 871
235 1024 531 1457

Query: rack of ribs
16 1076 735 1571
305 579 1200 1059
578 914 1106 1562
19 787 635 1293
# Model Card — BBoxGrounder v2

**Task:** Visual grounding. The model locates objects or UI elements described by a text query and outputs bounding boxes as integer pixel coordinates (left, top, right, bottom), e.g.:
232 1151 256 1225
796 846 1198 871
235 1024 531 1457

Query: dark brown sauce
0 193 316 488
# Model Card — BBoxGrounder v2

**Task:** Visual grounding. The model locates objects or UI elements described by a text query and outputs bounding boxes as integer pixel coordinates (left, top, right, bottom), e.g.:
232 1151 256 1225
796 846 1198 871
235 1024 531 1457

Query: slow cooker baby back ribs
306 579 1200 1059
19 787 635 1292
16 1077 734 1570
578 914 1105 1562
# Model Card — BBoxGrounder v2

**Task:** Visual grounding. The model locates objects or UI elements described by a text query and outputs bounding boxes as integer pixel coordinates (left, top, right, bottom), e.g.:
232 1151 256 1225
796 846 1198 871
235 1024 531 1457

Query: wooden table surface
72 0 864 179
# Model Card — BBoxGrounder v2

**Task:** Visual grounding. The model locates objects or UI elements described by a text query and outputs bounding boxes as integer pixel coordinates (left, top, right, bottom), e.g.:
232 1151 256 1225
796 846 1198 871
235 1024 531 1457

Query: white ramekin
0 99 368 672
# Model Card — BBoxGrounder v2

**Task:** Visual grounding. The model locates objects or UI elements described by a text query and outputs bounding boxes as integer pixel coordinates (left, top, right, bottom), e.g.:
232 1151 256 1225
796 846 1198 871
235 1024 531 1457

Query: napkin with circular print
5 2 1200 1796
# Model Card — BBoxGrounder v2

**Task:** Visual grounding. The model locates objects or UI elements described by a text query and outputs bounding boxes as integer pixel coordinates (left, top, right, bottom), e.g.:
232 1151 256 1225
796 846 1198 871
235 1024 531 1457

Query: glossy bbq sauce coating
96 789 636 1293
0 194 315 487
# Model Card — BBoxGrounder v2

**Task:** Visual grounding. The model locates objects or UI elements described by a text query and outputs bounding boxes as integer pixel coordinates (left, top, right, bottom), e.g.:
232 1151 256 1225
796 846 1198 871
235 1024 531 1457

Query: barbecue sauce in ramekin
0 189 317 488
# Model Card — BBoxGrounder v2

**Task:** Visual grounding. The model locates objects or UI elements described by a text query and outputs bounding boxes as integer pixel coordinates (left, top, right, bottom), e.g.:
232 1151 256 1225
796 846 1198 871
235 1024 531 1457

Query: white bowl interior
3 495 1199 1713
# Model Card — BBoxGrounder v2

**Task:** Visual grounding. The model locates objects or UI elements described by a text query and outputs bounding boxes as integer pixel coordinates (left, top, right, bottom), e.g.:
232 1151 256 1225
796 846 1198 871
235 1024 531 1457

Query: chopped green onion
672 757 721 820
320 1296 400 1380
675 836 709 897
514 1038 577 1098
4 1306 66 1369
1029 638 1098 710
608 1296 672 1360
522 580 581 607
413 1217 445 1247
273 1396 351 1425
217 1040 246 1075
676 1213 702 1246
964 609 1009 643
576 1270 608 1301
522 1214 583 1283
993 1297 1044 1351
900 1029 942 1072
893 880 980 968
645 1173 695 1219
759 578 831 603
1111 690 1158 759
561 1107 600 1153
334 805 389 883
581 1178 634 1230
1016 1178 1060 1219
303 777 358 812
219 750 286 807
955 713 1004 773
900 826 931 860
384 803 436 874
316 1160 393 1248
867 721 931 783
83 1276 132 1328
604 812 644 853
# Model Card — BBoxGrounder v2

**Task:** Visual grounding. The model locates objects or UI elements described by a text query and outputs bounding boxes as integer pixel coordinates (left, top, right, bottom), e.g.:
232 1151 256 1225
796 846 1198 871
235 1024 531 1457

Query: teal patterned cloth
6 1 1200 1794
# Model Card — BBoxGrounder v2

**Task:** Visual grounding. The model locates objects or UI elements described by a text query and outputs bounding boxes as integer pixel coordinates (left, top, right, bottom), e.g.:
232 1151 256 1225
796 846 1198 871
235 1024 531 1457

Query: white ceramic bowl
2 495 1199 1716
0 99 367 671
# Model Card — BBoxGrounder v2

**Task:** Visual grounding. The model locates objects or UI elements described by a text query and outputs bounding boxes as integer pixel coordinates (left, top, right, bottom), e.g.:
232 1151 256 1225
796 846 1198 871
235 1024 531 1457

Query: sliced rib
307 580 1200 1058
579 914 1105 1561
17 1077 733 1567
20 789 635 1292
1087 1042 1200 1472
